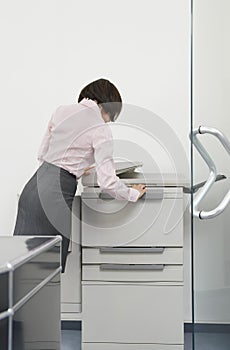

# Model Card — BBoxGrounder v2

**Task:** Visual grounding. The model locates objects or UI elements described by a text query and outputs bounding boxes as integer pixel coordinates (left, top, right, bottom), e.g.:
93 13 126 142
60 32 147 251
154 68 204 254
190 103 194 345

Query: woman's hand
132 184 147 199
83 165 95 176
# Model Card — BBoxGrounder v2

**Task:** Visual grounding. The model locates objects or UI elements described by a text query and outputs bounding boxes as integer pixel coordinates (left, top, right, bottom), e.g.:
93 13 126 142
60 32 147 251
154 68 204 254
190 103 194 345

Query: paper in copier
82 160 189 188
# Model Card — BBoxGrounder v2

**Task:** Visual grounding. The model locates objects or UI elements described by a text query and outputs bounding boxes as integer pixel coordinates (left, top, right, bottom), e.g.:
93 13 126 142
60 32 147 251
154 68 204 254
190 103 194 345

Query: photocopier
79 161 187 350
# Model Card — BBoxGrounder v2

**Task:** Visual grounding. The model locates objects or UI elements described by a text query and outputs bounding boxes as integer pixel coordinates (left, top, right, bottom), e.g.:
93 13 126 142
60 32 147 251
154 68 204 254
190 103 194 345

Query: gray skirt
13 161 77 273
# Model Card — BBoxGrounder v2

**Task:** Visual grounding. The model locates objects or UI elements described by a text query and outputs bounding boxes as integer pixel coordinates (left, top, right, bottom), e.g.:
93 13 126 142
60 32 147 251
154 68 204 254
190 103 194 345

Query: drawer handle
100 264 165 271
99 188 163 200
139 188 163 200
99 247 165 254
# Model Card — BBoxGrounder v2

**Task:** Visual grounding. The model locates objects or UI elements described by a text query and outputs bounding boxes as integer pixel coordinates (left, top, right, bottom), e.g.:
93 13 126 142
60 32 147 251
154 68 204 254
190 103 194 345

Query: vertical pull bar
191 126 230 219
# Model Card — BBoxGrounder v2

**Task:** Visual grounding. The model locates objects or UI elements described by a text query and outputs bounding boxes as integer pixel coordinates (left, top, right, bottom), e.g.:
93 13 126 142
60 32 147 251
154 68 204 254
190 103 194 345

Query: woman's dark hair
78 78 122 121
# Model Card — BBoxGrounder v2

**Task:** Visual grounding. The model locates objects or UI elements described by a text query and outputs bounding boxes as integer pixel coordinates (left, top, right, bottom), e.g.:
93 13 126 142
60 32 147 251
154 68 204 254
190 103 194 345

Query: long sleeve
92 123 140 202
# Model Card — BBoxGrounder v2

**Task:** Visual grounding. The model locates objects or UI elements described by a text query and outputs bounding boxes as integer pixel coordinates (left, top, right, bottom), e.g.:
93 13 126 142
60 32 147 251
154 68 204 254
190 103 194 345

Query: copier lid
109 161 143 175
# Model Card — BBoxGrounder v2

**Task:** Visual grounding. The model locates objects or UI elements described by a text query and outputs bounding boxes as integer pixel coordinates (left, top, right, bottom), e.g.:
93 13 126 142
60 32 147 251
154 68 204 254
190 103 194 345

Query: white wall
0 0 191 319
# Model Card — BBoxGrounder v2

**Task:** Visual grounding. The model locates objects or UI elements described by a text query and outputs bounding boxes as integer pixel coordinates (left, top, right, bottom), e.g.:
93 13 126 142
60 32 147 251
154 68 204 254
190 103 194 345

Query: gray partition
0 236 62 350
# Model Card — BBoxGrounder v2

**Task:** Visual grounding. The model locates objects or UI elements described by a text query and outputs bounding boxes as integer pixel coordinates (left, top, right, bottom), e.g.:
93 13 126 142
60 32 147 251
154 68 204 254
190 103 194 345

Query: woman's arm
92 124 144 202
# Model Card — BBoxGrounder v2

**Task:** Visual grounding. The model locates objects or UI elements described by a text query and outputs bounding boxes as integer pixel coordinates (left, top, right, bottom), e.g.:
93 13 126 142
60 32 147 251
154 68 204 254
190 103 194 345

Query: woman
13 78 147 272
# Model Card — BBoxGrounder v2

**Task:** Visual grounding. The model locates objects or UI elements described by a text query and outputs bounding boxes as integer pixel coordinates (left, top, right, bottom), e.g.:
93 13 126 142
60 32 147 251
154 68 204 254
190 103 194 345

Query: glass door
192 0 230 349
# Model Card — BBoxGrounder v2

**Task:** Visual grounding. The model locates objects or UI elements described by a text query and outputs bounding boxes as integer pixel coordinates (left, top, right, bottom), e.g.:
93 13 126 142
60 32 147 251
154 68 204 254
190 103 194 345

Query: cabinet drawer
82 247 183 264
82 284 184 344
82 264 183 282
82 344 183 350
61 196 81 309
81 192 183 247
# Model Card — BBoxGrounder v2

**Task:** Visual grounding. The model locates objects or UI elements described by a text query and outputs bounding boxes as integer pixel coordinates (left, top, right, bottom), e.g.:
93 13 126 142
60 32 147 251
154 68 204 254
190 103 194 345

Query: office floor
61 330 230 350
61 329 81 350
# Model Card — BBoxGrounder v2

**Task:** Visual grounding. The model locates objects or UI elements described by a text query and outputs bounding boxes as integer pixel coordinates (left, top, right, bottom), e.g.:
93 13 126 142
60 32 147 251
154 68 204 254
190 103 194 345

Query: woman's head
78 78 122 122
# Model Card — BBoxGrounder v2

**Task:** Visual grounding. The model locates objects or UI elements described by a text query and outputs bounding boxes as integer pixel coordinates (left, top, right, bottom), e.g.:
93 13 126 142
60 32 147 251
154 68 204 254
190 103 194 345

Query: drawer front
82 265 183 282
82 344 183 350
82 247 183 264
61 197 81 309
82 284 184 344
81 197 183 247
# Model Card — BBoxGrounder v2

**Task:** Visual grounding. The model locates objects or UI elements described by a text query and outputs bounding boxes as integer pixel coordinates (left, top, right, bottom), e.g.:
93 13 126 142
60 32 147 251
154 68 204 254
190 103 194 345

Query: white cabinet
82 345 183 350
61 196 81 319
81 187 184 349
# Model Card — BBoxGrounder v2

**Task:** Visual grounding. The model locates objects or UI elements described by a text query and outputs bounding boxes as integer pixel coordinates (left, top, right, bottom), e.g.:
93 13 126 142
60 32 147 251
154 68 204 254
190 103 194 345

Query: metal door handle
100 264 165 271
99 247 165 253
190 126 230 219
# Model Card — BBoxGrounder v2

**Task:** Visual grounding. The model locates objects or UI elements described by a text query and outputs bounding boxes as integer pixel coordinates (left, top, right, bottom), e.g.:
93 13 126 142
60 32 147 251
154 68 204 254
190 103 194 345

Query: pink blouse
38 98 140 202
